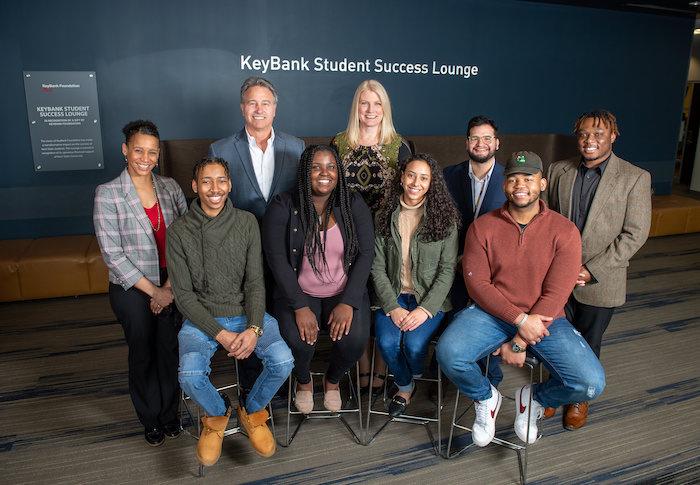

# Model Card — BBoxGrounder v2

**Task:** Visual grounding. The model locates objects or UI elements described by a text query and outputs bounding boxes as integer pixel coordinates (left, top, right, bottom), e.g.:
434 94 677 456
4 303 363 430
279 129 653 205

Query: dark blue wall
0 0 692 239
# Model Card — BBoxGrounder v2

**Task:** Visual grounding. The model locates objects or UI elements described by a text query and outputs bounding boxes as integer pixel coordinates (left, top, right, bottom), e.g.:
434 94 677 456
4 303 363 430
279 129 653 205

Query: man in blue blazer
208 76 305 221
444 115 506 311
208 77 304 392
442 115 506 386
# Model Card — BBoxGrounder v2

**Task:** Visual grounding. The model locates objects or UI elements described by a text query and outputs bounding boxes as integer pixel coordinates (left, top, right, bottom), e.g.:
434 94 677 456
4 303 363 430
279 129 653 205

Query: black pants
565 296 615 358
109 278 181 428
274 293 370 385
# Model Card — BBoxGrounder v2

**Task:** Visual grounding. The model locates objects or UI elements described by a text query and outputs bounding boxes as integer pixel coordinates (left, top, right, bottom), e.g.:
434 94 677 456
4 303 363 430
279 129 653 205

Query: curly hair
375 153 461 242
296 145 359 277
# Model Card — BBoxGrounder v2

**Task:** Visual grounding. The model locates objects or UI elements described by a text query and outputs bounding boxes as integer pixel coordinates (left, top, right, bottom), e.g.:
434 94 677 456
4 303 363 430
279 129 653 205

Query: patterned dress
332 132 406 214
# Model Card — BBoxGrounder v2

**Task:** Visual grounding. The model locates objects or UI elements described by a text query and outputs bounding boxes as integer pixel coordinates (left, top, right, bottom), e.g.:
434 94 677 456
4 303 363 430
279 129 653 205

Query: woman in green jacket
372 153 460 417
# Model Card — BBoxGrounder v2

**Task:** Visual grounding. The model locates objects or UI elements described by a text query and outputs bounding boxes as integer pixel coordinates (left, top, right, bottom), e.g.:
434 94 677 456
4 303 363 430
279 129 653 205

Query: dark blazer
262 191 375 311
443 160 506 253
544 153 651 307
208 128 305 220
443 160 506 312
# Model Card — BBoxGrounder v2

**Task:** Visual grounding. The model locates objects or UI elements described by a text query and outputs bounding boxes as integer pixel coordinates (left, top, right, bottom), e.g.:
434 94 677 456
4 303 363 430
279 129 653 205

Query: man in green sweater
167 157 293 467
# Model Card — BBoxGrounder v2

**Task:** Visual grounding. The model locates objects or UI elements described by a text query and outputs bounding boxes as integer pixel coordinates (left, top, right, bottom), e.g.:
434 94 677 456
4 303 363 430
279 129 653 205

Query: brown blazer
543 153 651 307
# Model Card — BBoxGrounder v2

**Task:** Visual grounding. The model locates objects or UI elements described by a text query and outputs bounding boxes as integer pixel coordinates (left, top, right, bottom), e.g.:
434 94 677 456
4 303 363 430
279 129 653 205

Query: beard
468 148 496 164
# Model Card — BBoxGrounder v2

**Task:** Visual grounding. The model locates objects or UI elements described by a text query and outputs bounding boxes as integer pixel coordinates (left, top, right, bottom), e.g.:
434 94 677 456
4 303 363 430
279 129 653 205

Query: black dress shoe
387 387 417 418
144 427 165 447
162 420 182 439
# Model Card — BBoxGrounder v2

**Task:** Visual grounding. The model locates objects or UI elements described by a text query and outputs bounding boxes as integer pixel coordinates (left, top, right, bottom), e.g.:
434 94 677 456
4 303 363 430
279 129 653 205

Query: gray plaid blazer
94 168 187 289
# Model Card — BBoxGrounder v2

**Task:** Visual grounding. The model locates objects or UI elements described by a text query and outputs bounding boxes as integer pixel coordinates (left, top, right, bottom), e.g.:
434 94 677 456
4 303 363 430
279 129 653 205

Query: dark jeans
274 292 370 385
109 275 181 428
565 297 616 358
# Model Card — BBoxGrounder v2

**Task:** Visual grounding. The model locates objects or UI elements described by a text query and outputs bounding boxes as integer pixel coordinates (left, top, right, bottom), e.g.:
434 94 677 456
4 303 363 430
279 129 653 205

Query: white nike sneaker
472 385 502 447
514 385 544 444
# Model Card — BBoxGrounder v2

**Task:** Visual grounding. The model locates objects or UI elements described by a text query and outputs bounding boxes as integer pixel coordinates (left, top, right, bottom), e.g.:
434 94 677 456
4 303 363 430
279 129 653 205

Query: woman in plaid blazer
94 120 187 447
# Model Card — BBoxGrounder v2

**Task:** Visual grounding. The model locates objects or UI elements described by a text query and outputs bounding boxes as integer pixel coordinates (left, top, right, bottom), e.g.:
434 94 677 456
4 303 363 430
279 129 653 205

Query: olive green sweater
167 198 265 338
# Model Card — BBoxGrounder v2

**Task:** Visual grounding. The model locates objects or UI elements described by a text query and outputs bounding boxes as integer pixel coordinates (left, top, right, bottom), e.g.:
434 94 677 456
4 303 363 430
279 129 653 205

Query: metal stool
445 355 541 484
281 363 363 446
180 358 276 477
364 340 442 455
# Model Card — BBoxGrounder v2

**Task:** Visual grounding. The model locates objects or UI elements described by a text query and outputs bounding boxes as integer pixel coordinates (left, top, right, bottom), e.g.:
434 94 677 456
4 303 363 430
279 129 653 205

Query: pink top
298 224 348 297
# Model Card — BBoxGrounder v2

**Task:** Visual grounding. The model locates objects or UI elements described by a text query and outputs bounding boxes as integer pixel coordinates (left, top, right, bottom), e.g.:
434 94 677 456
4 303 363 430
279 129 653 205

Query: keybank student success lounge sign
23 71 104 172
240 54 480 79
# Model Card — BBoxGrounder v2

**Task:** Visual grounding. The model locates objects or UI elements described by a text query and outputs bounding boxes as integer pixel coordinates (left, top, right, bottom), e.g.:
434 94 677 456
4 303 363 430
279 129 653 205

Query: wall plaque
23 71 104 171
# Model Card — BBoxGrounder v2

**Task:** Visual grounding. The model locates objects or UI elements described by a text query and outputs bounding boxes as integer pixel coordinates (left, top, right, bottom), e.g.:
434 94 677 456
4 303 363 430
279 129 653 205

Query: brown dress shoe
197 410 231 466
237 406 276 457
563 402 589 430
543 407 557 419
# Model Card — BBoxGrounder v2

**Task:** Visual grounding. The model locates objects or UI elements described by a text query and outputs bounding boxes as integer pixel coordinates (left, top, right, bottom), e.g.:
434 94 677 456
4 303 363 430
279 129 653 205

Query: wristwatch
511 341 526 353
248 325 263 337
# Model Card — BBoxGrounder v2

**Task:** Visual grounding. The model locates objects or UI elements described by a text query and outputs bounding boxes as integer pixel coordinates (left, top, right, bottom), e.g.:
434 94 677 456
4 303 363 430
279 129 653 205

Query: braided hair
375 153 461 242
296 145 359 278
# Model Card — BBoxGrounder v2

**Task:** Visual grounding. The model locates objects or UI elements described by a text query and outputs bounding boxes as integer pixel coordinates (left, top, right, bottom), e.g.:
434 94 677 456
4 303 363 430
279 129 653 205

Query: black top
571 156 610 232
261 191 375 311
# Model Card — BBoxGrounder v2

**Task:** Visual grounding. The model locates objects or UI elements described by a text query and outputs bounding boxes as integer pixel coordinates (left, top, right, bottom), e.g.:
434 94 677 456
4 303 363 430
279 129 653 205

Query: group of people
93 76 652 470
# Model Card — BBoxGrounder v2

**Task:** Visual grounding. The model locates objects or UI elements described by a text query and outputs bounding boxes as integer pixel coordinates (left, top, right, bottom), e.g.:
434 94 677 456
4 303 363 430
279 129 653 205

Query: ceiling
518 0 699 17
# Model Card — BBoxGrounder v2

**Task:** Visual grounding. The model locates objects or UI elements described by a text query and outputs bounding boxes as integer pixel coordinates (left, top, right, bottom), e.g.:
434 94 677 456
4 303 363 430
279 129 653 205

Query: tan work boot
237 405 276 457
196 407 231 466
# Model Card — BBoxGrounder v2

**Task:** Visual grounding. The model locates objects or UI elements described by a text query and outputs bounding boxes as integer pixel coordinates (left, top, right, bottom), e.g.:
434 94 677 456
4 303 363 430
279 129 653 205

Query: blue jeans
375 294 445 391
178 313 294 415
436 305 605 407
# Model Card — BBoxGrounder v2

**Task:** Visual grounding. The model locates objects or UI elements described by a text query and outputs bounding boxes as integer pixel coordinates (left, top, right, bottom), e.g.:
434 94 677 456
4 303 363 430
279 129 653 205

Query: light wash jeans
375 294 444 392
178 313 294 415
436 305 605 407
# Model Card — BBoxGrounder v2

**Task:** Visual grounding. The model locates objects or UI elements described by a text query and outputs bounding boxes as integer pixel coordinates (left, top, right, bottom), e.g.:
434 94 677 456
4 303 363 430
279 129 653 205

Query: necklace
149 180 161 232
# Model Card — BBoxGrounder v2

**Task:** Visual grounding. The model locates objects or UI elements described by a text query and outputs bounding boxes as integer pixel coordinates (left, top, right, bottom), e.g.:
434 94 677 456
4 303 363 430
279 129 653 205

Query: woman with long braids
262 145 374 413
372 153 460 417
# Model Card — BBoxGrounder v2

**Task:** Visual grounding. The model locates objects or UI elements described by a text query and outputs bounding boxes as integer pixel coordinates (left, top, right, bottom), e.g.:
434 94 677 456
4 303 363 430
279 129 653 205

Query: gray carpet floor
1 233 699 484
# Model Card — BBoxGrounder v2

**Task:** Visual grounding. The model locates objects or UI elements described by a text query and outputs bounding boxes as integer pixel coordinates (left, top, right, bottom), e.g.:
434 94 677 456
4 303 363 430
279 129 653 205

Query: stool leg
365 342 376 441
436 361 442 456
285 376 293 446
355 362 363 436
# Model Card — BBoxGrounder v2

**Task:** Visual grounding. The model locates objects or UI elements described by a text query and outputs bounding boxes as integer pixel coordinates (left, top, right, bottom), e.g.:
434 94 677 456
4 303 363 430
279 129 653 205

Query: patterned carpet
1 233 699 484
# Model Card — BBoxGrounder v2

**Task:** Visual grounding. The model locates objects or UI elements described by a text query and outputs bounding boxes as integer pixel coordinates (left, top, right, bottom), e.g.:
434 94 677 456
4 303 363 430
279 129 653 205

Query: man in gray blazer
544 110 651 430
208 77 304 392
208 76 305 220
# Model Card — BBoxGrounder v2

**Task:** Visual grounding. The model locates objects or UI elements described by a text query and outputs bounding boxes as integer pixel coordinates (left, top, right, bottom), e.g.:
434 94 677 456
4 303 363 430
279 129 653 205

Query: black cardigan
262 190 374 311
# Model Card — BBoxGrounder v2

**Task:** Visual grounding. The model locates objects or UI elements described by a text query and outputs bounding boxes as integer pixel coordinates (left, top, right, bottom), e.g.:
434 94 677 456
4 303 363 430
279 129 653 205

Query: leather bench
0 235 108 303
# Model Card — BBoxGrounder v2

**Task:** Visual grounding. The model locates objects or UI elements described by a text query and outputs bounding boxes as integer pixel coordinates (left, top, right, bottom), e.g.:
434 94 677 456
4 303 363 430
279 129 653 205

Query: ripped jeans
436 305 605 407
178 313 294 415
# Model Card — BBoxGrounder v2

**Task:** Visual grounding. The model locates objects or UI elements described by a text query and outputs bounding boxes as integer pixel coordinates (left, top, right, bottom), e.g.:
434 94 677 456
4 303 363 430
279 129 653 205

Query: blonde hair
345 79 398 147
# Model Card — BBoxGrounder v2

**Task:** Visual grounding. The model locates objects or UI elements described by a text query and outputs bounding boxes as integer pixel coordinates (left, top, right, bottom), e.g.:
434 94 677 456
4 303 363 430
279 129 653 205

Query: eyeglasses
467 135 495 144
577 131 608 141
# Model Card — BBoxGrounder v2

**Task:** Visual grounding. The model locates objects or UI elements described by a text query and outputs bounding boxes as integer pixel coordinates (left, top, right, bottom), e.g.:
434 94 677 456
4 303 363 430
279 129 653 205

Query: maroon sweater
463 200 581 325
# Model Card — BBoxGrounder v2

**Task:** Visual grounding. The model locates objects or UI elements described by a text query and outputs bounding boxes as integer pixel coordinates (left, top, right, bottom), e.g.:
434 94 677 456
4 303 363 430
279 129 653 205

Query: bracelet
515 314 528 329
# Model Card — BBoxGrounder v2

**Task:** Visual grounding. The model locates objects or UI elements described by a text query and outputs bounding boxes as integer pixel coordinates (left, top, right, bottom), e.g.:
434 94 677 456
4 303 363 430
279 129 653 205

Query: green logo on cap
516 154 526 164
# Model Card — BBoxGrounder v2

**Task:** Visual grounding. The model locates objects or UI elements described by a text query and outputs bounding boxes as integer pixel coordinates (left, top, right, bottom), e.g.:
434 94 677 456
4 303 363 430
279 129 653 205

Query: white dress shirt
246 127 276 201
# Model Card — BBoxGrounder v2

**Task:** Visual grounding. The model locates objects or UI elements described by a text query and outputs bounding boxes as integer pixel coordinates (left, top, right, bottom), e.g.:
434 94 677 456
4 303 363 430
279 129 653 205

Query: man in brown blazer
543 110 651 430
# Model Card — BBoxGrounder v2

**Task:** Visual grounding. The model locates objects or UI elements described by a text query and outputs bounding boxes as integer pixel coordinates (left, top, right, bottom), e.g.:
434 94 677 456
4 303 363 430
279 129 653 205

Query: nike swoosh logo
519 388 527 414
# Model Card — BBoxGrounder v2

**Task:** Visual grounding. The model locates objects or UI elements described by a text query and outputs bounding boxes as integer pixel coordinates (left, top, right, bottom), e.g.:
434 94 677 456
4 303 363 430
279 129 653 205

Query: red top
463 200 581 325
144 202 167 268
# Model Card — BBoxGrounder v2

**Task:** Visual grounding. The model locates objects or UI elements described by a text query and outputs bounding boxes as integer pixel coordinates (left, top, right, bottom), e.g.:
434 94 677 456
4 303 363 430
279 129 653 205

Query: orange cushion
0 239 32 302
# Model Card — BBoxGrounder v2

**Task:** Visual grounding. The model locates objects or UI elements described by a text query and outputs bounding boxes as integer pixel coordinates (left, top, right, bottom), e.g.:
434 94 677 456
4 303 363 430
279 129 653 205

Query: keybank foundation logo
40 83 81 93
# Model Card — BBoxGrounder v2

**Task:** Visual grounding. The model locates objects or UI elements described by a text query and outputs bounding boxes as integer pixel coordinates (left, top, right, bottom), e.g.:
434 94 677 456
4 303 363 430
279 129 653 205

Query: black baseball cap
504 151 543 176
